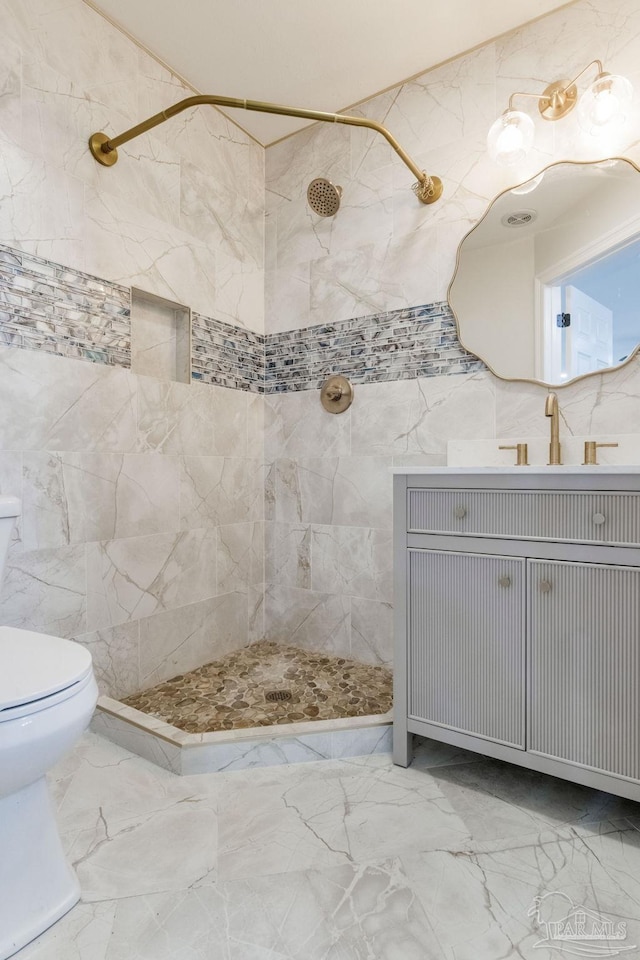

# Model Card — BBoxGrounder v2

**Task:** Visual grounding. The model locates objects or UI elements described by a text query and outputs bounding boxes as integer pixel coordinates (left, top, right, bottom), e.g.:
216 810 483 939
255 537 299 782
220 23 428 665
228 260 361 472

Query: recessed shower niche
131 288 191 383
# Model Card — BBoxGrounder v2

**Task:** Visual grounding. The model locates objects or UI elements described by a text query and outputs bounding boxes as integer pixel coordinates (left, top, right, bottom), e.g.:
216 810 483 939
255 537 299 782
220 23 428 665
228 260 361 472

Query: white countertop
392 465 640 475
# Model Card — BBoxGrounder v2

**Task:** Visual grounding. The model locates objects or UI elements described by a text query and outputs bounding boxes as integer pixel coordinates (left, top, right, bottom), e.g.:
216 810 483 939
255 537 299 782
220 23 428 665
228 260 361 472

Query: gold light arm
506 60 607 122
88 94 442 204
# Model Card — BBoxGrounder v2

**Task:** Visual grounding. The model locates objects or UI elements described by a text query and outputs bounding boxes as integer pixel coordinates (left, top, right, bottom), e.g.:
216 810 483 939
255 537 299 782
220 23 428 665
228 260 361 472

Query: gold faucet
544 392 562 465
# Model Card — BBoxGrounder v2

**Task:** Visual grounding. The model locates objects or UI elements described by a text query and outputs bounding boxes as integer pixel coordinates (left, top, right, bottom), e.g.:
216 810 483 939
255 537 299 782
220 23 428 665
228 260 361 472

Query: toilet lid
0 626 93 711
0 496 20 518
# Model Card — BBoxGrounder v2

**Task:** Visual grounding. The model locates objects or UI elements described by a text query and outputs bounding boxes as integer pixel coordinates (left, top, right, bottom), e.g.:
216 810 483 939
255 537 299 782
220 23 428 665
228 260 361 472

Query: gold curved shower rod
88 94 443 204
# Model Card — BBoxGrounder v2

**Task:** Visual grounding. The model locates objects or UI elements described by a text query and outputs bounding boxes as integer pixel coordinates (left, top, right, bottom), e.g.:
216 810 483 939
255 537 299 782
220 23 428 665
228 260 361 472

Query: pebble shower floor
123 641 393 734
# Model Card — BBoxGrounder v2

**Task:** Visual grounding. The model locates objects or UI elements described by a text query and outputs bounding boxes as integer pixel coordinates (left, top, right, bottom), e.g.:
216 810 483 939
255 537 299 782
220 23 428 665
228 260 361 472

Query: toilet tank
0 497 20 588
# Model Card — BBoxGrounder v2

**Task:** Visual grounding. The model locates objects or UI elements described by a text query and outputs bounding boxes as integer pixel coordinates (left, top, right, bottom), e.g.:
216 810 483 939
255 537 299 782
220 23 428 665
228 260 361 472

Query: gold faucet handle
499 443 529 466
583 441 619 465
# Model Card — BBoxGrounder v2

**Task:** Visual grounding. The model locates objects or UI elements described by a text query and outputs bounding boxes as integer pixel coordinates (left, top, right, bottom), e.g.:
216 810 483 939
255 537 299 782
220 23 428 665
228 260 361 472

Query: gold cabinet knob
539 580 552 593
454 506 467 519
583 441 618 465
592 512 606 526
498 575 512 588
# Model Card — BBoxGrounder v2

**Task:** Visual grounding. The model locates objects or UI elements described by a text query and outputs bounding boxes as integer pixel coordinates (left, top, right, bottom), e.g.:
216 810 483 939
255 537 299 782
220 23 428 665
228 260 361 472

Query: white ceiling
87 0 574 145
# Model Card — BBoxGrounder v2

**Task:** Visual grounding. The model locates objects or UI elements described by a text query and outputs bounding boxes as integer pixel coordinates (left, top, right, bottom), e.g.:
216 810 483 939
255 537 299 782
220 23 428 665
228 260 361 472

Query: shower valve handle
320 375 354 414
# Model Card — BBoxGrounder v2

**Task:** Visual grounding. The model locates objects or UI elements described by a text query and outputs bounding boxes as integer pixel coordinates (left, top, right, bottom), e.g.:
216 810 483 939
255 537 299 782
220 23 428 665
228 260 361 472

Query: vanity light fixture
487 60 633 166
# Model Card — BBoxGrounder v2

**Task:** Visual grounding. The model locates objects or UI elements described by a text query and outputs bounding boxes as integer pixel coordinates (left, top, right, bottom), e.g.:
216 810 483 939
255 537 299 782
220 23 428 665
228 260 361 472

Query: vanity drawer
407 488 640 545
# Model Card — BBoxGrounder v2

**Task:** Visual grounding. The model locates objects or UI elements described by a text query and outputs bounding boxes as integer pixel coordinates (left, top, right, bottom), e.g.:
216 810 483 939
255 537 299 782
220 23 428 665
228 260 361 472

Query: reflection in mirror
448 159 640 387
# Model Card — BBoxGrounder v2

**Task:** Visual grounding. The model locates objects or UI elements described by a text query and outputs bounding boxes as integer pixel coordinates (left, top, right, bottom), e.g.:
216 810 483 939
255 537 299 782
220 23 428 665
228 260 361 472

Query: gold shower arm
88 94 443 204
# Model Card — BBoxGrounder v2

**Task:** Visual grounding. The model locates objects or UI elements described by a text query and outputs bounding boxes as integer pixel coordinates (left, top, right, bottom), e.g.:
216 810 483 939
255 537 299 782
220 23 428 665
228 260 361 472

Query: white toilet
0 496 98 960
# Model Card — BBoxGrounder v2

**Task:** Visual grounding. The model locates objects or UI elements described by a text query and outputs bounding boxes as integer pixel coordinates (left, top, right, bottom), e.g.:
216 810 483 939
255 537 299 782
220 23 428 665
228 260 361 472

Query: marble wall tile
216 522 259 595
83 186 222 325
0 346 137 453
350 597 393 667
265 261 310 335
264 583 350 655
247 392 264 457
86 529 217 631
385 45 497 162
0 543 86 638
213 253 265 333
0 450 22 545
90 710 182 775
179 159 263 270
265 521 311 589
308 233 441 327
348 93 398 176
136 355 258 454
0 35 22 149
264 389 351 460
138 593 248 687
136 378 218 456
495 357 640 441
0 139 86 268
210 387 251 458
22 452 181 550
74 622 140 699
20 0 139 113
350 372 495 457
248 583 264 646
309 243 390 325
321 165 395 260
264 460 276 522
180 457 262 529
267 120 351 211
136 53 263 193
311 525 393 603
274 456 393 528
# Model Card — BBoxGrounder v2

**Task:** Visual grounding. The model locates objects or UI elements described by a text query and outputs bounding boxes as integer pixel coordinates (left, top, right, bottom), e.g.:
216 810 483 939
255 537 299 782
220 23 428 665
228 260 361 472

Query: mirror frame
447 156 640 389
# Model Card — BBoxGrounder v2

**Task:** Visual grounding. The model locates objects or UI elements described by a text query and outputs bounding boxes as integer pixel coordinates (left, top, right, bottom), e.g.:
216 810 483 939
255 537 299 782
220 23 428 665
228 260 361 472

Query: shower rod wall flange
88 93 443 204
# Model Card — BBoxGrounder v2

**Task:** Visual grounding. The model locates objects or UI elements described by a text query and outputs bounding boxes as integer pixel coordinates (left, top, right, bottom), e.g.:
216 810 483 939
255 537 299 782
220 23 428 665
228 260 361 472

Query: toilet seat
0 627 93 721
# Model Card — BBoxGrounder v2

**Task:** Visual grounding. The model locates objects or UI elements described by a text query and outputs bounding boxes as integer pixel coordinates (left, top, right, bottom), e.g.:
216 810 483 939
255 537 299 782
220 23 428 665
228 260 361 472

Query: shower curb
91 697 392 775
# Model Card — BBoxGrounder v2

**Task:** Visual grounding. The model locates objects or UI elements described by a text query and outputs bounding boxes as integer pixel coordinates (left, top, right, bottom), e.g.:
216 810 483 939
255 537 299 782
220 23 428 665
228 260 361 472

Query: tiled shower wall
263 0 640 666
0 0 265 697
4 0 640 690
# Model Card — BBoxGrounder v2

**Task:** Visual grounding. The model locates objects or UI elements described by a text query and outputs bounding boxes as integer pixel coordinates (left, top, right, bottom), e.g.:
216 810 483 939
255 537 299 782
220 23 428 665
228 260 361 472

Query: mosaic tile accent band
192 312 264 392
263 303 485 394
0 244 484 393
0 244 131 367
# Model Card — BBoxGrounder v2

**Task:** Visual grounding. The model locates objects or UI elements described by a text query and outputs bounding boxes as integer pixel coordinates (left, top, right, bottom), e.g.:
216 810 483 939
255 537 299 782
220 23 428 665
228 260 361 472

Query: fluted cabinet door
529 560 640 780
408 549 525 748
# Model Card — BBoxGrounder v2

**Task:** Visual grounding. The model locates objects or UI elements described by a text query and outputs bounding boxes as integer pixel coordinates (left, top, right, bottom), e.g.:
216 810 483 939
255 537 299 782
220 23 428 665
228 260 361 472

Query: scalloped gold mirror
448 158 640 387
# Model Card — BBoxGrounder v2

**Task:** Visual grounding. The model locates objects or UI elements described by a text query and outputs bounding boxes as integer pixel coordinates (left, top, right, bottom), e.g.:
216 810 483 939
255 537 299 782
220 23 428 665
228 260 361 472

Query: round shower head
307 178 342 217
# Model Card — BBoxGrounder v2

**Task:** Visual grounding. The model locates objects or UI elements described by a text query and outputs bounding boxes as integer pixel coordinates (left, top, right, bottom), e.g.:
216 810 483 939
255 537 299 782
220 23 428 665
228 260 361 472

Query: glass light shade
578 73 633 135
487 111 535 166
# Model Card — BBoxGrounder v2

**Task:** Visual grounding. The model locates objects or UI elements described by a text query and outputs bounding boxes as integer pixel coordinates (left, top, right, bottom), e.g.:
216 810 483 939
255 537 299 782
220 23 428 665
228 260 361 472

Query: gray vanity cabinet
528 559 640 781
394 470 640 802
408 549 525 748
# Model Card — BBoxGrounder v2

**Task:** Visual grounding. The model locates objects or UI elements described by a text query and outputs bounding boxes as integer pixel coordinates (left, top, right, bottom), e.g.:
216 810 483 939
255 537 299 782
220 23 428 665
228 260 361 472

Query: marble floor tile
217 759 471 881
12 732 640 960
427 755 640 841
401 821 640 959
